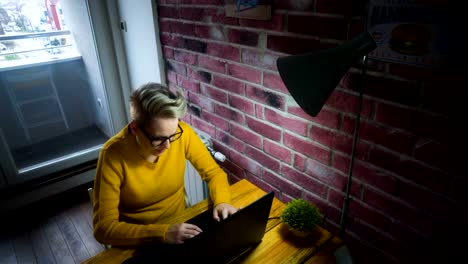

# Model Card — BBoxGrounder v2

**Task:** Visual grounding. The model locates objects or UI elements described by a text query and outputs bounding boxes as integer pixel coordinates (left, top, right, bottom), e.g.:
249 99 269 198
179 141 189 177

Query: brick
368 147 451 194
198 56 226 73
255 104 264 119
230 149 263 176
293 107 340 130
245 145 280 172
183 38 207 53
241 49 278 71
282 165 328 198
375 103 448 144
288 15 348 40
346 220 402 261
293 154 306 171
163 46 174 60
265 108 307 136
333 155 398 194
166 70 177 83
309 125 353 154
159 20 172 33
239 13 283 31
160 34 184 48
349 200 394 231
166 60 186 75
275 0 314 11
200 111 229 131
227 63 261 84
176 74 200 93
388 62 439 81
207 42 240 61
267 35 323 55
179 0 223 4
231 123 262 149
263 170 302 197
316 0 367 16
179 7 207 21
327 188 343 209
245 116 281 141
188 92 214 112
283 132 330 164
305 158 346 190
211 8 239 25
305 192 341 225
191 115 216 135
188 104 201 117
228 94 254 115
326 90 372 119
263 72 288 93
246 85 285 111
195 25 225 41
214 103 244 124
217 130 245 153
264 139 291 163
157 0 179 4
200 84 227 103
187 67 212 83
212 75 245 94
227 29 259 47
158 5 179 18
174 49 197 65
222 159 246 179
398 183 457 218
170 21 196 37
343 73 422 108
358 120 418 156
413 139 448 170
246 174 280 194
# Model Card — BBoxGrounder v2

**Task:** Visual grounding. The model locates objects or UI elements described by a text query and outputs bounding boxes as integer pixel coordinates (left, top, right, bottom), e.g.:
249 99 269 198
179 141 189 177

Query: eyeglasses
141 124 184 147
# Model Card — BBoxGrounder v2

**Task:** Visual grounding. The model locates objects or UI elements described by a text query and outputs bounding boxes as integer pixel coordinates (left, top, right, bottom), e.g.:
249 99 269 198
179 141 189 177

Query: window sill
0 53 82 72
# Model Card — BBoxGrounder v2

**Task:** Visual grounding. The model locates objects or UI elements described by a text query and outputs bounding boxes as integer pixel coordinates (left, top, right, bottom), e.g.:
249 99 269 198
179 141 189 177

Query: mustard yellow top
92 121 231 246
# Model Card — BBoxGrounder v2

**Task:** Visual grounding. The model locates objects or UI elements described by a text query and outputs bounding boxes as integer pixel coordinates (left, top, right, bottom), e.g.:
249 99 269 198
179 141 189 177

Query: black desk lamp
276 31 377 237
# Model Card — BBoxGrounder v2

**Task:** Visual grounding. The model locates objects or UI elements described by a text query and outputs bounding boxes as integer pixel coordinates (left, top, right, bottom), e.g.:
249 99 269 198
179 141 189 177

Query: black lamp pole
339 55 369 237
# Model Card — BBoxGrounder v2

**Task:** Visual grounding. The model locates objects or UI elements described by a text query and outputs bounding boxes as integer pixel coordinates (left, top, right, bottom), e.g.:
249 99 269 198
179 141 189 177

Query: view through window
0 0 114 186
0 0 79 68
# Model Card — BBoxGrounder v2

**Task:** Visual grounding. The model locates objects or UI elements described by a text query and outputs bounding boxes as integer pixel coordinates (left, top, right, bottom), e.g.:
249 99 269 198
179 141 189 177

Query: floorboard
0 183 103 264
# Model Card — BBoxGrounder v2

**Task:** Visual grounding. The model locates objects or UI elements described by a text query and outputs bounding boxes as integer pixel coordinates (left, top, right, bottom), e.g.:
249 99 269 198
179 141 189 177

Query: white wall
117 0 166 90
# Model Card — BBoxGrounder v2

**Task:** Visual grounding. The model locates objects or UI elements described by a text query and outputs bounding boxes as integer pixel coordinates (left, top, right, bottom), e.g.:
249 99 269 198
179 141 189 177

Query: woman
92 83 237 246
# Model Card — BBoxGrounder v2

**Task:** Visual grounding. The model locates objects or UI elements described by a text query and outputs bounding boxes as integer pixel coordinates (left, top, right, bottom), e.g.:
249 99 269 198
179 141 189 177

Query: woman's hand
213 203 239 221
165 223 202 244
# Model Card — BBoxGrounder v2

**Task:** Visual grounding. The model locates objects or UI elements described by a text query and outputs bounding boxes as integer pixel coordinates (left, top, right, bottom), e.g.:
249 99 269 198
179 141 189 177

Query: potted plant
281 198 321 237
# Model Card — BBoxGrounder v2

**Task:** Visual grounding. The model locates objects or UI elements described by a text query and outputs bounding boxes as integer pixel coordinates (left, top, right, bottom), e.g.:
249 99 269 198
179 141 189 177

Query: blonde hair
130 83 187 126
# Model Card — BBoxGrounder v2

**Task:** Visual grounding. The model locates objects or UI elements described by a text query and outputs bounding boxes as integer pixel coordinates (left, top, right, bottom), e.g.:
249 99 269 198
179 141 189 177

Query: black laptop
125 191 275 264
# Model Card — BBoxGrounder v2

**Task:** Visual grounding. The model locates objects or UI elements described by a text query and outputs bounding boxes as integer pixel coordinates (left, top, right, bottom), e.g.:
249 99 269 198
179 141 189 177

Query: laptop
124 191 275 264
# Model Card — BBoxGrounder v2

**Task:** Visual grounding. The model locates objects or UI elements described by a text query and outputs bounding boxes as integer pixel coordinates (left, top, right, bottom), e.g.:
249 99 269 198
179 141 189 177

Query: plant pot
284 223 312 237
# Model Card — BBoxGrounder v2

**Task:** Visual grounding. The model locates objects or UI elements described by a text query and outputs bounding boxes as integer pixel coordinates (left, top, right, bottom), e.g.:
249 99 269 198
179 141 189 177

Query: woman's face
139 117 180 157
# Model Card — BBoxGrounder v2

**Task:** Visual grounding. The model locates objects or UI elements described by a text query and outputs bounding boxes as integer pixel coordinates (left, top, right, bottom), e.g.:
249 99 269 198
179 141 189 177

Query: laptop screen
123 191 275 264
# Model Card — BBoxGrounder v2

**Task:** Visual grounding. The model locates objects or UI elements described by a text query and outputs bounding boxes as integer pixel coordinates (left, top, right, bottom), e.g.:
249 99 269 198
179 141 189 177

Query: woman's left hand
213 203 239 221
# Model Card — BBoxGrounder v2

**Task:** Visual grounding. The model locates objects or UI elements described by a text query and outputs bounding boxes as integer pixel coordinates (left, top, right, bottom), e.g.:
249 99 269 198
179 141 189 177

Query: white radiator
184 129 226 207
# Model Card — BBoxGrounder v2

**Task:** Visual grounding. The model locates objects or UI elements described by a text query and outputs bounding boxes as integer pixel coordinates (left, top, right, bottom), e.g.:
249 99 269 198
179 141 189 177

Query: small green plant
281 198 321 233
3 54 19 61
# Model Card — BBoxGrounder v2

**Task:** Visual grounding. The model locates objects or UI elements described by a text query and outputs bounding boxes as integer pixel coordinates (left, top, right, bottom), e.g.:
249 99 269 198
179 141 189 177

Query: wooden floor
0 184 106 264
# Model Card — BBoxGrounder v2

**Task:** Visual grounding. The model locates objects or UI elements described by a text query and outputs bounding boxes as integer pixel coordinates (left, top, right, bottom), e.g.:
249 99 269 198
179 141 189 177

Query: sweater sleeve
184 124 231 206
92 148 169 246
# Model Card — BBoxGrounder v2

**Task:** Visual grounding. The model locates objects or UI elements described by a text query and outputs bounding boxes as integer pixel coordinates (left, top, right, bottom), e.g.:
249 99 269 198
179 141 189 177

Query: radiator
184 129 226 207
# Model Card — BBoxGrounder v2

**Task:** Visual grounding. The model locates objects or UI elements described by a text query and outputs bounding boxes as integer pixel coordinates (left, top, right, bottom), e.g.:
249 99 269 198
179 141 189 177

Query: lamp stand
339 55 369 238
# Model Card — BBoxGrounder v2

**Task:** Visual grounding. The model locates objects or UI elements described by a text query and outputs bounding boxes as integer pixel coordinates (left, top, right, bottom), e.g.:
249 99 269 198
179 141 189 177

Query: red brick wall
156 0 457 263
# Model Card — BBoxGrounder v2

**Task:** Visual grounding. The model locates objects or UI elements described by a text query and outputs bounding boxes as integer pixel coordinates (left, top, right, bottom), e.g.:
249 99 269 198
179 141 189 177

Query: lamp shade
276 31 377 117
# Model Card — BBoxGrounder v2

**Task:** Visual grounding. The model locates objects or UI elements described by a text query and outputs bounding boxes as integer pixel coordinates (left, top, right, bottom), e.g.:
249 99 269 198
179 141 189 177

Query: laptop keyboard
186 210 220 232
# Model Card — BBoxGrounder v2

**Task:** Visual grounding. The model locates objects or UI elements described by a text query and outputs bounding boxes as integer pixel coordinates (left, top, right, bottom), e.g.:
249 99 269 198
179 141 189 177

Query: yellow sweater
92 121 231 246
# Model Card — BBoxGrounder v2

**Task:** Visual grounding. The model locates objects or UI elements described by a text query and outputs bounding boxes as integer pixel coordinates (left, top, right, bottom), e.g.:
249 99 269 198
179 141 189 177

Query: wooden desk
82 179 343 264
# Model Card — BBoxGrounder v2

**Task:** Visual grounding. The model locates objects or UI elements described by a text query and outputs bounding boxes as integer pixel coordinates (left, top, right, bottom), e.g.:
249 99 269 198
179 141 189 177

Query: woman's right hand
165 223 202 244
